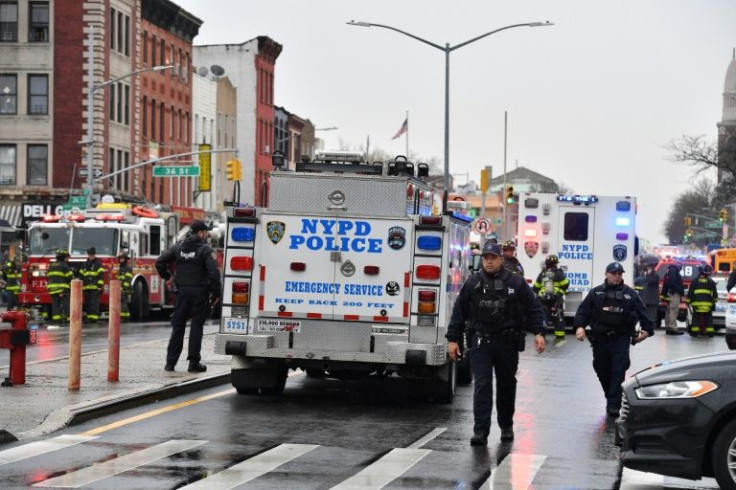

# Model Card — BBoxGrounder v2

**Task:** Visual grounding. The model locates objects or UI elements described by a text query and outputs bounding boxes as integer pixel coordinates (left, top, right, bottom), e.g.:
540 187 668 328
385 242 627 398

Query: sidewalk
0 331 231 444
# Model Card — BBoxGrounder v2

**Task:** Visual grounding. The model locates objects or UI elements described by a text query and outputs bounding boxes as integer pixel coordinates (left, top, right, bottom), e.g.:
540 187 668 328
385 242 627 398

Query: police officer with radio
156 220 221 373
447 242 546 446
574 262 654 418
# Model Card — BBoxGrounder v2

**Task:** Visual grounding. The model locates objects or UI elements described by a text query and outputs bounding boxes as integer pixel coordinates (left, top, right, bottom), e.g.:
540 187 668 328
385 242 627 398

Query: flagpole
405 110 409 157
366 134 370 159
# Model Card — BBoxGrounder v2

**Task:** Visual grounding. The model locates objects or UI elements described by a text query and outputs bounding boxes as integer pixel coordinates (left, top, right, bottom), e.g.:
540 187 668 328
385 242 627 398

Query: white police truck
216 153 474 401
516 193 638 324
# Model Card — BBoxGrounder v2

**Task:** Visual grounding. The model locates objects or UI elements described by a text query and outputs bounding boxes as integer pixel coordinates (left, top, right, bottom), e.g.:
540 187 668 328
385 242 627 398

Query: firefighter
46 249 73 324
446 241 546 445
660 263 685 335
156 220 221 373
116 252 133 322
78 247 105 323
501 240 525 277
574 261 654 417
685 265 718 337
2 257 20 309
532 255 569 339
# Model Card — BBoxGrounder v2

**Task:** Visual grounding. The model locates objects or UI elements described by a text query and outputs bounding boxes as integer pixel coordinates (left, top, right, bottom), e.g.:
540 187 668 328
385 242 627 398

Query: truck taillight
291 262 306 272
364 265 379 275
416 265 440 280
417 289 436 313
233 207 256 218
232 282 249 305
230 256 253 271
419 216 442 226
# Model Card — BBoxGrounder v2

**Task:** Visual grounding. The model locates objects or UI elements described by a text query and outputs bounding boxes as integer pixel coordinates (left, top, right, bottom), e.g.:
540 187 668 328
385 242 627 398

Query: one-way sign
78 168 103 178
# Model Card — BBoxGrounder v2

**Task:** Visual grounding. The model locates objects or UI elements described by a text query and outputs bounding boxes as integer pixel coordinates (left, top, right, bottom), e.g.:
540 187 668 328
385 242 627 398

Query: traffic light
480 168 490 193
506 185 514 204
720 209 728 223
226 159 242 181
683 216 691 226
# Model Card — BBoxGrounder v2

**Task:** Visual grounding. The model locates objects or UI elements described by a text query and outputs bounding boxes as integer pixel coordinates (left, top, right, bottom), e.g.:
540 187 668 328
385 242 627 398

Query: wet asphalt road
0 326 725 489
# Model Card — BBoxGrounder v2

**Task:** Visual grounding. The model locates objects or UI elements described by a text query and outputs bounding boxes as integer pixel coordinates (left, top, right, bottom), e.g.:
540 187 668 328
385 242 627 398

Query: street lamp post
346 20 553 202
84 25 175 208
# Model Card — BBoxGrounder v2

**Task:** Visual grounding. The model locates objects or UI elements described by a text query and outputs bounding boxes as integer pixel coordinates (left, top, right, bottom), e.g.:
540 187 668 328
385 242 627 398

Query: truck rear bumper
214 333 446 366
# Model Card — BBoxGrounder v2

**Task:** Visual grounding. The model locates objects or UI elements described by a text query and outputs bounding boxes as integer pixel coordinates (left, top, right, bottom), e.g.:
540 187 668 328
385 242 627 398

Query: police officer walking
78 247 105 323
156 220 221 373
2 257 20 309
46 249 73 324
447 242 546 446
685 265 718 337
532 255 569 339
116 252 133 322
574 262 654 418
501 240 525 277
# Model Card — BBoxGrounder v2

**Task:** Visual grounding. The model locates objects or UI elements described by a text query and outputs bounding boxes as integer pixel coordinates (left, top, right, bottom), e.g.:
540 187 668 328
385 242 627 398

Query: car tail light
416 265 440 280
417 289 436 313
291 262 306 272
232 282 249 305
728 293 736 303
364 265 379 275
230 256 253 271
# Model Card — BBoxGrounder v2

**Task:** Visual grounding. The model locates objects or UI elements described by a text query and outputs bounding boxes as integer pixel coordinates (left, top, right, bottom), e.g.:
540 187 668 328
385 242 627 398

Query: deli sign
21 201 69 228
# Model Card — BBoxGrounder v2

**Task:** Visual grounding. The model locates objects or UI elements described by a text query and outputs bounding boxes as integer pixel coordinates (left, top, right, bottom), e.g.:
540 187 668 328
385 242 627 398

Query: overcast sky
176 0 735 245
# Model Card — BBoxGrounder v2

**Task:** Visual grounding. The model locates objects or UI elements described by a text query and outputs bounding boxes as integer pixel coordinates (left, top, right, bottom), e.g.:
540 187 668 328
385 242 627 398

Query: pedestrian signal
226 159 242 181
506 185 514 204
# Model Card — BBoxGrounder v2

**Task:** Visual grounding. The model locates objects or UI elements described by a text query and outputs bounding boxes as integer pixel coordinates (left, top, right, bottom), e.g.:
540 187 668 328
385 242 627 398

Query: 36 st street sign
152 166 200 177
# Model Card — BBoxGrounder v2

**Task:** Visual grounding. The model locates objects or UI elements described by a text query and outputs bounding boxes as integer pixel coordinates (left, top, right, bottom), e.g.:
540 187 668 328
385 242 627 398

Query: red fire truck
19 203 182 321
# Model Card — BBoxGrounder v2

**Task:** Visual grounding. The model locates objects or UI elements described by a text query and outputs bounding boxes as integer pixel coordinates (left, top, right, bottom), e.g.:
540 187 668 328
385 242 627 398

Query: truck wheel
236 387 259 395
305 368 326 378
433 362 456 404
130 280 149 322
712 418 736 490
261 367 288 396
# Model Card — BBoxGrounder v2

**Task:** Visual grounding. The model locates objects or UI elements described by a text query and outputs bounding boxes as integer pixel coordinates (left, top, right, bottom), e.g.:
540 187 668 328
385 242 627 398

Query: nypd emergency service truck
216 153 474 401
516 193 637 324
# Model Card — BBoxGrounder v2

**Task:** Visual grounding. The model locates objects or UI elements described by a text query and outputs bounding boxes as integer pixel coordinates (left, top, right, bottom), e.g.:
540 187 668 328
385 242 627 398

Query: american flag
391 118 408 140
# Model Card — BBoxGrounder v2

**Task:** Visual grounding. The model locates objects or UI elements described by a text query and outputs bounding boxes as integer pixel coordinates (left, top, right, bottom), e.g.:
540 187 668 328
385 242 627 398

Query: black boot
470 432 488 446
188 362 207 373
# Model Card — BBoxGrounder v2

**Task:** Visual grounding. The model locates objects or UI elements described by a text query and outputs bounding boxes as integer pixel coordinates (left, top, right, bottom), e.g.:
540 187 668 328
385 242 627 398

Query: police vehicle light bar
557 195 599 204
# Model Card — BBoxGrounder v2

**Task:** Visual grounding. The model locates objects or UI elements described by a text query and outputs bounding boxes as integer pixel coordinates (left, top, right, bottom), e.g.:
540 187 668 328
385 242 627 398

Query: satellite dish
210 64 225 77
197 66 208 77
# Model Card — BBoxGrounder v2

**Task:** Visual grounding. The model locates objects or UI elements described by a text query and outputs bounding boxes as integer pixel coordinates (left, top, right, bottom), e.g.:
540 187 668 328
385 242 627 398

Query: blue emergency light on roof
616 201 631 212
557 195 599 204
231 227 255 242
525 216 537 223
450 212 474 223
417 236 442 251
615 217 631 227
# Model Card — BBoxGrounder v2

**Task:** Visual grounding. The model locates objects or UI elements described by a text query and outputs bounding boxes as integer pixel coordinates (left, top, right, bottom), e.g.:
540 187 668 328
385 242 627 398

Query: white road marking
619 467 719 489
407 427 446 449
0 435 97 466
180 443 318 489
482 453 546 489
330 447 431 490
554 339 567 348
34 439 206 488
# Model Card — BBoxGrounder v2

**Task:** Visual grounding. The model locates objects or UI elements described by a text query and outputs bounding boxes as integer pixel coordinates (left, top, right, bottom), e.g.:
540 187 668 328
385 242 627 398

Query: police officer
46 249 73 324
660 263 685 335
685 265 718 337
116 252 133 322
447 241 546 446
501 240 524 277
78 247 105 323
156 220 221 373
532 255 569 338
574 261 654 418
2 257 20 309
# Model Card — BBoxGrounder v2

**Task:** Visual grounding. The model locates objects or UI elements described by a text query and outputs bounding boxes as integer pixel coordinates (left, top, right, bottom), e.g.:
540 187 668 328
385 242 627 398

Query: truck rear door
558 206 595 297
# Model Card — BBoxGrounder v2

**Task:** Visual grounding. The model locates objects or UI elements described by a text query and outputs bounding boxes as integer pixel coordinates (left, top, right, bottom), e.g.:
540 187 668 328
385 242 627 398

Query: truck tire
232 366 287 396
261 367 288 396
129 280 149 322
433 362 457 404
712 417 736 490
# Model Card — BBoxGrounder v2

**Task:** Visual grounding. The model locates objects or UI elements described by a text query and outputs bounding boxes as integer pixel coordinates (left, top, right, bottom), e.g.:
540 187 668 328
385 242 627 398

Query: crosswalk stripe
0 435 97 466
180 443 318 489
330 447 431 489
33 439 206 488
619 467 719 489
482 453 546 489
407 427 446 449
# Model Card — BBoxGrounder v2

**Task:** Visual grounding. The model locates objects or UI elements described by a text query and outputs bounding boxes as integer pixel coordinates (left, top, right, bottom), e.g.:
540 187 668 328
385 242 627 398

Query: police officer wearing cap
447 241 546 446
501 240 525 277
574 261 654 417
156 220 221 373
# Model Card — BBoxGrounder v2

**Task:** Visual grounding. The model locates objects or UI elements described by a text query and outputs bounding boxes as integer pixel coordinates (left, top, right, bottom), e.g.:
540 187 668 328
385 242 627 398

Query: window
124 84 129 125
109 84 115 121
159 103 164 142
124 15 129 56
159 38 165 65
150 226 161 255
151 34 156 64
28 74 48 114
0 144 16 184
142 96 148 136
563 212 590 241
29 2 48 42
0 1 17 42
109 8 116 51
169 105 174 138
151 99 156 140
117 11 123 54
116 82 121 122
0 74 16 114
142 31 148 63
27 144 47 185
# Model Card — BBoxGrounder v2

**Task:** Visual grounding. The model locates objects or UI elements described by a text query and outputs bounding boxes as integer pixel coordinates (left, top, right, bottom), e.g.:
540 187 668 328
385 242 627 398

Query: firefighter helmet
502 240 516 251
55 249 69 259
698 264 712 276
545 255 559 267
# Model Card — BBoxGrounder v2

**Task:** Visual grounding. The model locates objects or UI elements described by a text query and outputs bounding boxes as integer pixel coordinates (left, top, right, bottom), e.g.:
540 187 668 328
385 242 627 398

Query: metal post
108 280 121 382
502 111 508 240
444 45 450 193
86 26 95 209
68 279 83 391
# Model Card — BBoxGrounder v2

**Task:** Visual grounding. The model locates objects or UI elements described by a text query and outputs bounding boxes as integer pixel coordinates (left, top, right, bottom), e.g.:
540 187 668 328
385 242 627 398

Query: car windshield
70 228 119 256
656 262 706 282
29 227 70 255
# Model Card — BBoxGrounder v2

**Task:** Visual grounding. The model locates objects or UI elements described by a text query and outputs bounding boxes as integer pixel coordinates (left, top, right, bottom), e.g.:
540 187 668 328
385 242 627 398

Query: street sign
152 166 200 177
705 221 722 229
473 217 492 235
68 196 87 206
78 168 103 178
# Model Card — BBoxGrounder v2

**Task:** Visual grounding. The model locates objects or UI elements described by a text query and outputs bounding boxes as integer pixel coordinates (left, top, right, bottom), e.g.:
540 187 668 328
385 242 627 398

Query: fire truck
216 153 474 401
516 193 638 326
19 203 181 321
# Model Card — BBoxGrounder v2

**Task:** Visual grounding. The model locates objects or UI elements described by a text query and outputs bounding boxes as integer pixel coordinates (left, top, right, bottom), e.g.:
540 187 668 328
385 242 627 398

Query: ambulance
216 153 474 400
516 193 638 324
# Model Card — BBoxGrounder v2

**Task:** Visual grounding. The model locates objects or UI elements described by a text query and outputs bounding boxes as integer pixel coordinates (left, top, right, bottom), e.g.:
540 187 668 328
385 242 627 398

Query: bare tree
663 178 718 245
666 134 736 180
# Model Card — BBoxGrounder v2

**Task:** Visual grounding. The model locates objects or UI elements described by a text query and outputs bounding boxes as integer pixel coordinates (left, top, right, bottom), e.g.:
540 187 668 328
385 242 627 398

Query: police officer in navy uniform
574 261 654 417
501 240 525 277
447 242 546 446
156 220 221 373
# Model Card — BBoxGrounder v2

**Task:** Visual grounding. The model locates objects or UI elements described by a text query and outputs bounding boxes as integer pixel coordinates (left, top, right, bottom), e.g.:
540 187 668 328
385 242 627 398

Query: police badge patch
385 281 400 296
388 227 406 250
267 221 285 245
613 244 627 262
525 241 539 259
